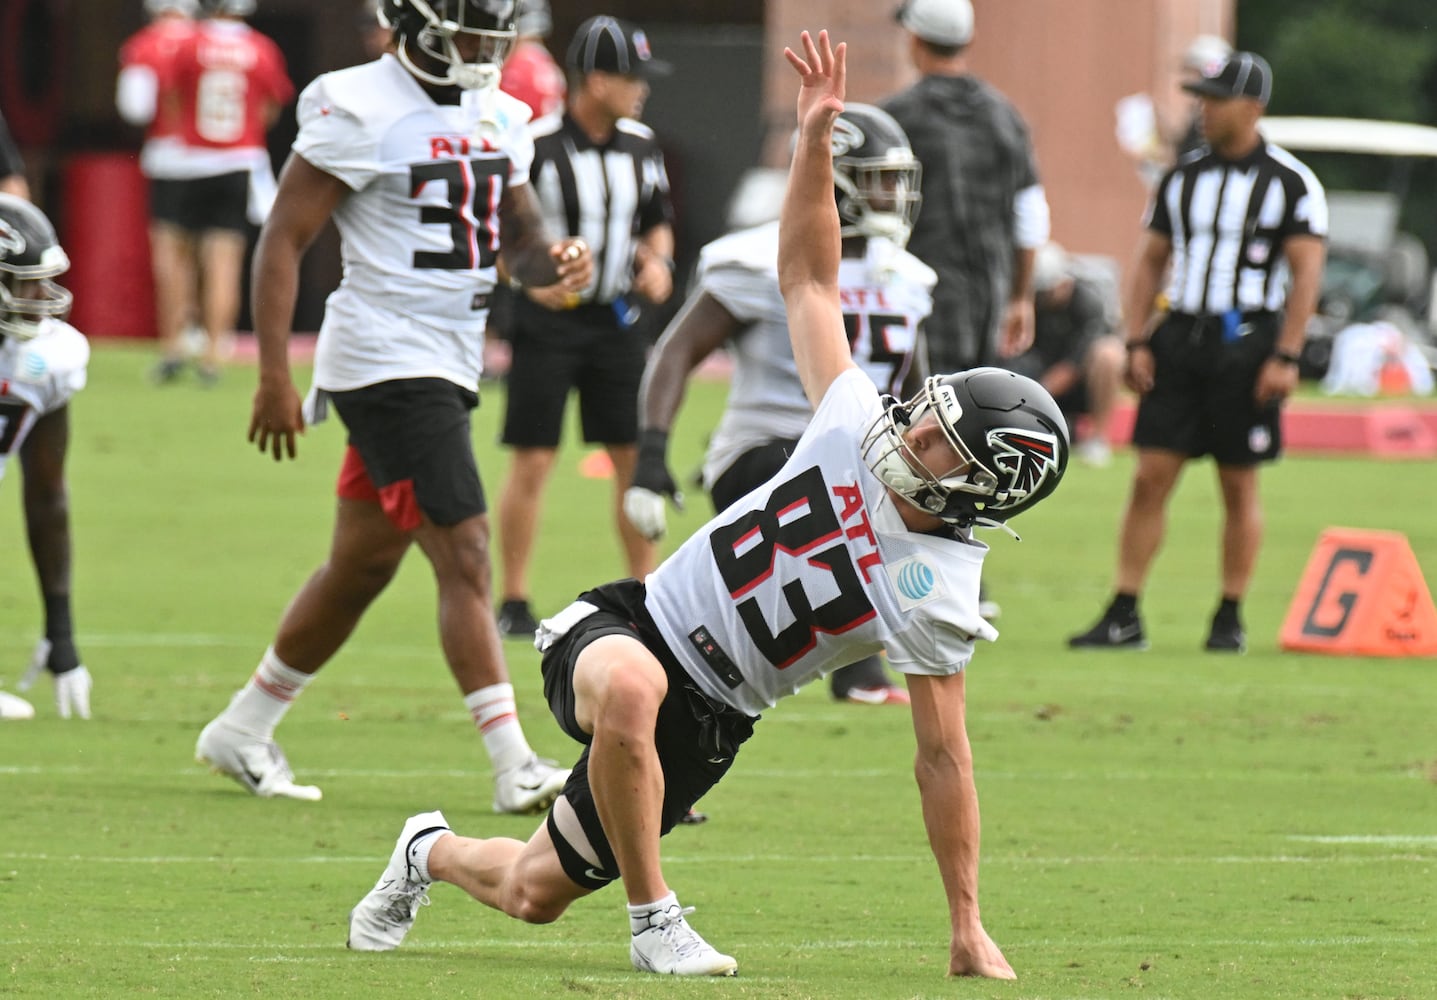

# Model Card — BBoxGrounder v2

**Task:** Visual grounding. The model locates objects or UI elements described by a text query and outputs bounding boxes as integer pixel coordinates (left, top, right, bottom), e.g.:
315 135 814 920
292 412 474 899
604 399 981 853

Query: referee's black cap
1182 51 1272 104
567 15 672 79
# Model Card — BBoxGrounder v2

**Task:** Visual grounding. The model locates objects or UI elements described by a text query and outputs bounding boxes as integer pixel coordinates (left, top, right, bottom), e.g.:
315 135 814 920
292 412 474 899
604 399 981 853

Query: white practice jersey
0 321 89 483
699 221 936 487
647 368 996 717
294 56 534 394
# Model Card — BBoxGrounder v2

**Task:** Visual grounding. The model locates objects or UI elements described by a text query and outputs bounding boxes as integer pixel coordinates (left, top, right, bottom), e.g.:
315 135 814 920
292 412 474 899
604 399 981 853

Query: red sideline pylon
1280 528 1437 656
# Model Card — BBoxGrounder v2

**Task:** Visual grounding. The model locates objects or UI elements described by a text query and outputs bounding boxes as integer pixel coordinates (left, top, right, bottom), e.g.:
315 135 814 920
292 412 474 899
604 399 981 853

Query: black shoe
1204 613 1247 653
151 358 187 384
496 599 539 639
1068 608 1148 649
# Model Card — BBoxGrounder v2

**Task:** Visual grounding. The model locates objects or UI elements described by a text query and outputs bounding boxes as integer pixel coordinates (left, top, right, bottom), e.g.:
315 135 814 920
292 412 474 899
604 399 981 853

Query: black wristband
1271 349 1301 366
1124 340 1150 353
44 593 74 642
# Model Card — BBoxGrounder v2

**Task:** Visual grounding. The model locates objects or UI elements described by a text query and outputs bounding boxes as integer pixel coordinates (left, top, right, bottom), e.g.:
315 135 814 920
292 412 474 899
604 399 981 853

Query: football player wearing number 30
344 31 1066 981
195 0 590 815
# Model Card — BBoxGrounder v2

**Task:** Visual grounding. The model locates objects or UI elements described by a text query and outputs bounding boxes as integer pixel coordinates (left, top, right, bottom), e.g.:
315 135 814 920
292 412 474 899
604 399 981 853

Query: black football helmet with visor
862 367 1069 530
0 194 73 342
830 104 922 247
380 0 517 91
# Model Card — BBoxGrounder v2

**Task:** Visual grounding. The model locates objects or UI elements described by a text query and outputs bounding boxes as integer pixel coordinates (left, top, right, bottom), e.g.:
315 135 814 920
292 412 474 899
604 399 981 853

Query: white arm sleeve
1013 183 1051 249
116 66 158 126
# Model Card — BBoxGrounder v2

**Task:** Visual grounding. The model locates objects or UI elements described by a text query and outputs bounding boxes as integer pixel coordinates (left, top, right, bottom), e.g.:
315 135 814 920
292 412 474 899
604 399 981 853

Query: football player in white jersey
0 195 93 722
195 0 591 812
625 101 932 706
344 33 1067 980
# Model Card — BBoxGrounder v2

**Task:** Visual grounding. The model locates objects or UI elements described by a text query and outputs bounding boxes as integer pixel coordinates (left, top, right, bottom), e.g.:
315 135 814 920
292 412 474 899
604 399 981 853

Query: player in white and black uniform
0 195 93 722
346 34 1068 981
195 0 591 814
626 103 933 704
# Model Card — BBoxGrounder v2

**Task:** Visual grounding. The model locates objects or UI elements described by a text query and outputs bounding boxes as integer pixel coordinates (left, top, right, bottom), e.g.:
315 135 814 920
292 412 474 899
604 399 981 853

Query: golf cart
1259 116 1437 380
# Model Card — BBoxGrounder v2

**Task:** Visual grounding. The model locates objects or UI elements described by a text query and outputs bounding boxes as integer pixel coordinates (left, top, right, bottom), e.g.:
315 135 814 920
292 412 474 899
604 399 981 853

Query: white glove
17 639 92 720
624 486 669 542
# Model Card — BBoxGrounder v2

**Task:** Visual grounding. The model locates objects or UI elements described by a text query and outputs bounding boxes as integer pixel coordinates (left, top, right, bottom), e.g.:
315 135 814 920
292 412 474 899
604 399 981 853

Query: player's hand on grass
950 925 1016 980
624 429 684 542
249 376 305 461
17 638 92 720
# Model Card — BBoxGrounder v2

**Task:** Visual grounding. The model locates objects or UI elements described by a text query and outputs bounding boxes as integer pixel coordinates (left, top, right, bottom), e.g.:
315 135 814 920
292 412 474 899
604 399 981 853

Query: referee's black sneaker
1068 599 1148 650
1204 607 1247 653
496 599 539 640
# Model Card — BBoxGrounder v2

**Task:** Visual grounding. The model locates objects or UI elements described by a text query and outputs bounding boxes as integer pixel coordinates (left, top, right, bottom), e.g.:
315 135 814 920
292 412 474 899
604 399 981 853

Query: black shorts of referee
1133 310 1283 465
539 578 757 890
501 297 647 448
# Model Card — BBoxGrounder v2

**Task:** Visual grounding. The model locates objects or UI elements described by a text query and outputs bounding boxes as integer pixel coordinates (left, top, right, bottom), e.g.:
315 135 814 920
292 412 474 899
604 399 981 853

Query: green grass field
2 343 1434 999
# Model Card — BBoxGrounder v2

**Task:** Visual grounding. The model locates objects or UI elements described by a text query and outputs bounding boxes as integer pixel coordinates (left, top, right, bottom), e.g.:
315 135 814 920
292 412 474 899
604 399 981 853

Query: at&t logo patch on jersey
887 556 943 611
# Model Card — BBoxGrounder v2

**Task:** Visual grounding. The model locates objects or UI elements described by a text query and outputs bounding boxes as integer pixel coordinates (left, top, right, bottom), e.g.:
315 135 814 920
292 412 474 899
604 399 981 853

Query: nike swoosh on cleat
1107 623 1142 643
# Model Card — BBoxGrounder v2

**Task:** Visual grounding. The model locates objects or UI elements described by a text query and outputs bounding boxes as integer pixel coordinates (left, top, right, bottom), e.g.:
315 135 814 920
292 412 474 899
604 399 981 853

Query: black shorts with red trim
540 578 758 890
329 378 485 530
149 172 250 234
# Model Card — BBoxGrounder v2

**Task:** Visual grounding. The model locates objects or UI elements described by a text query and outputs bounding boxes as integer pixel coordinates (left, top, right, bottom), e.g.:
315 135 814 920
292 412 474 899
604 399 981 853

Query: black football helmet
862 367 1069 528
0 194 73 342
831 104 922 246
379 0 516 91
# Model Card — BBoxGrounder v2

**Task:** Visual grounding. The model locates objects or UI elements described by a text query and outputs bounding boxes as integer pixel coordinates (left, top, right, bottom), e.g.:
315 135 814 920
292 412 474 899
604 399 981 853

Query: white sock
220 647 313 736
407 827 449 883
628 891 680 935
464 683 533 774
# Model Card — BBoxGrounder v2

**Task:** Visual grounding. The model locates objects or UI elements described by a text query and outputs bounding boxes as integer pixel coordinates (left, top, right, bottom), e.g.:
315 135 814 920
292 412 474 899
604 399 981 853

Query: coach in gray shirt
883 0 1050 376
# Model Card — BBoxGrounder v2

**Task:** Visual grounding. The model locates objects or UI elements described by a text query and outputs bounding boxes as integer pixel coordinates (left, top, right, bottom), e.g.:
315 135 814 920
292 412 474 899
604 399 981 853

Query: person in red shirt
117 0 200 375
500 0 565 120
150 0 293 385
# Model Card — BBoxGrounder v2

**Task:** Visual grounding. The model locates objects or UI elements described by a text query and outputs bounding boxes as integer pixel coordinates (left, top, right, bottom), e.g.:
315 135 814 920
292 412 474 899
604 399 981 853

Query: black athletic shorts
329 378 486 529
501 297 646 448
540 578 758 890
149 172 250 234
1133 311 1282 465
708 438 800 513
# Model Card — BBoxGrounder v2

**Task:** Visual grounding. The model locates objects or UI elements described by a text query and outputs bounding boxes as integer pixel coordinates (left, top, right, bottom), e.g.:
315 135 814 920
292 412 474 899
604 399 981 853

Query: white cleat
0 690 36 720
347 810 450 951
492 753 570 814
195 718 323 801
630 903 738 976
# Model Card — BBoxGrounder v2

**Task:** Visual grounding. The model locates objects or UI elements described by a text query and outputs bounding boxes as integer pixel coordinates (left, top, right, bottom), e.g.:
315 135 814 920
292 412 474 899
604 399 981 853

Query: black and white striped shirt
528 112 673 305
1147 139 1327 316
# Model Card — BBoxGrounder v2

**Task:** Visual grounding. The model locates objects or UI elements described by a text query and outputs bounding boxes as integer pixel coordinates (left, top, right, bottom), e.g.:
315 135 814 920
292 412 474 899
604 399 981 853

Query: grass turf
1 343 1434 999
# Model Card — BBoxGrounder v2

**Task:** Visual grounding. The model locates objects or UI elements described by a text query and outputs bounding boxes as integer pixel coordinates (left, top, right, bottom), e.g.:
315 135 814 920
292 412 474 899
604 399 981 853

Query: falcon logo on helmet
986 428 1062 510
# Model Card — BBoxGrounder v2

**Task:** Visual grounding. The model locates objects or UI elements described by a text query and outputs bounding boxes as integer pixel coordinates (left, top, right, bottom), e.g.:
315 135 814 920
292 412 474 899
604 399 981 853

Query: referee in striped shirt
1070 51 1327 654
496 15 676 638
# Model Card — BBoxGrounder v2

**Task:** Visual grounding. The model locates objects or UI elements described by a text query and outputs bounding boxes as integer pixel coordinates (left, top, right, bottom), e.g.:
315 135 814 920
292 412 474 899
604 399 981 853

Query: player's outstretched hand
783 30 846 142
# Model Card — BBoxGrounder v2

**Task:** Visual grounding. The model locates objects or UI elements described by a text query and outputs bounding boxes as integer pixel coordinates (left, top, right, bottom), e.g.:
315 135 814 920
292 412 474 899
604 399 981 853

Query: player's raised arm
778 30 857 408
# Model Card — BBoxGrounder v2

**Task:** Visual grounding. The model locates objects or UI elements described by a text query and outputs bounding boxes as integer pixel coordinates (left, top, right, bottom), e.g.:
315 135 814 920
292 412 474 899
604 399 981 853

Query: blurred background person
495 15 675 639
149 0 293 385
883 0 1049 376
116 0 201 378
625 103 931 706
1001 242 1125 467
0 195 93 721
501 0 565 121
1115 33 1233 189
